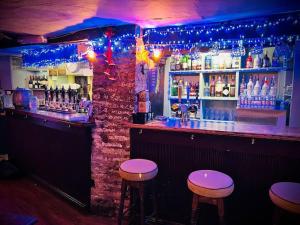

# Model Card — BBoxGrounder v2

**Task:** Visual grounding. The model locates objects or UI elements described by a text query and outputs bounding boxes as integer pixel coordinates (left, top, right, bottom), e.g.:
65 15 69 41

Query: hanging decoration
210 42 220 56
143 12 300 50
231 40 246 57
102 27 118 80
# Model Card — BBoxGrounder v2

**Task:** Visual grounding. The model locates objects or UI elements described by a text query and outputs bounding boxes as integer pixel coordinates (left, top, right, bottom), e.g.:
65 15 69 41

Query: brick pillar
91 49 136 216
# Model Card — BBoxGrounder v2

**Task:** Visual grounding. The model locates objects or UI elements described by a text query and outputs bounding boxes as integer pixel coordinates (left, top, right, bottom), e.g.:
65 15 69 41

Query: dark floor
0 177 115 225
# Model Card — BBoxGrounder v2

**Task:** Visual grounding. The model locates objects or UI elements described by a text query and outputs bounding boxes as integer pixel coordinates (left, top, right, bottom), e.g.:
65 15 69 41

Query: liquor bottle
246 76 254 97
269 76 277 97
32 76 36 89
253 78 261 96
28 76 33 89
232 57 240 69
205 55 212 70
178 79 184 103
191 55 197 70
183 81 188 96
196 55 202 70
204 82 210 97
246 52 253 68
190 82 196 97
215 76 223 97
240 75 246 95
170 55 176 71
175 54 181 71
253 54 262 68
210 76 216 97
35 76 40 89
182 55 188 70
186 82 191 101
229 76 236 97
261 77 269 97
187 54 192 70
272 51 280 67
171 78 178 96
222 77 230 97
263 52 270 67
44 86 49 101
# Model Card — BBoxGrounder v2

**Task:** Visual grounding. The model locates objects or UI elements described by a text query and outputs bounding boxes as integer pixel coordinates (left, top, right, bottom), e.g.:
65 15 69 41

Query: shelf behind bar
169 96 238 101
169 67 286 75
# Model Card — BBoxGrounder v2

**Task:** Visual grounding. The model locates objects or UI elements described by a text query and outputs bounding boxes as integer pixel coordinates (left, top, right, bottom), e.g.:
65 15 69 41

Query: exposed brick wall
91 49 136 216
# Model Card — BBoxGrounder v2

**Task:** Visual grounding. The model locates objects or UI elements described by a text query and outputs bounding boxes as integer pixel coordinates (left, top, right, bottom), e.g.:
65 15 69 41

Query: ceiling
0 0 300 38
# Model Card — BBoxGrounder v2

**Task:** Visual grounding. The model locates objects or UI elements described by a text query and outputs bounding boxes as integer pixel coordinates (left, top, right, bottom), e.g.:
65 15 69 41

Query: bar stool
187 170 234 225
118 159 158 225
269 182 300 224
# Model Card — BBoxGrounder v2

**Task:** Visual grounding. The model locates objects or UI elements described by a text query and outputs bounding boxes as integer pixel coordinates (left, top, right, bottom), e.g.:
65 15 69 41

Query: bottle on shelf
272 51 280 67
28 76 33 89
177 79 184 102
35 76 40 89
253 54 262 68
215 76 223 97
232 57 240 69
182 55 188 70
210 76 215 97
205 55 212 70
204 82 210 97
261 77 269 97
246 75 254 97
263 51 271 68
183 81 188 96
229 75 236 97
253 78 261 96
269 76 277 97
175 54 182 71
187 54 192 70
246 52 253 68
222 77 230 97
171 78 178 96
196 55 202 70
67 86 72 103
240 75 246 95
170 55 176 71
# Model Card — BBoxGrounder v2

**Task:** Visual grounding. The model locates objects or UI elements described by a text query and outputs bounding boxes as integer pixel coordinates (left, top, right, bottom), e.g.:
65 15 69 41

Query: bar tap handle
49 86 54 101
178 79 183 104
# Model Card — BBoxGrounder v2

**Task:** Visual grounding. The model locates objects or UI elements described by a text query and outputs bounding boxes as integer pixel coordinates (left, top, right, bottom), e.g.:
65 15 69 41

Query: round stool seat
269 182 300 214
187 170 234 198
119 159 158 181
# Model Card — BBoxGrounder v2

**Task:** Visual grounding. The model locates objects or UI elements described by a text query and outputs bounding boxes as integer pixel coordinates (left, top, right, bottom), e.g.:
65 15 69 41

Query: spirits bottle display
177 79 183 102
232 57 240 69
205 55 212 70
222 77 230 97
240 75 246 95
215 76 223 97
246 52 253 68
229 76 236 97
204 82 210 97
210 76 215 97
246 76 253 97
182 55 188 70
253 54 262 68
170 55 176 71
28 76 33 89
171 78 178 96
262 52 271 67
261 77 269 97
269 76 277 97
253 78 261 96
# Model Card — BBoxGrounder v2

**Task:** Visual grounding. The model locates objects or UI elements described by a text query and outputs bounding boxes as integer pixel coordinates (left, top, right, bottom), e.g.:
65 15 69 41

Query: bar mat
0 213 37 225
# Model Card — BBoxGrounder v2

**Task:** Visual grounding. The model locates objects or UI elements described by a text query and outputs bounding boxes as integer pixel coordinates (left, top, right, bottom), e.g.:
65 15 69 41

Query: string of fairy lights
21 12 300 67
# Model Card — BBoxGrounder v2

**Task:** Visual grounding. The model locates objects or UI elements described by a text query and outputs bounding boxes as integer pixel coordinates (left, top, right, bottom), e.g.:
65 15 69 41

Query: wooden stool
118 159 158 225
187 170 234 225
269 182 300 224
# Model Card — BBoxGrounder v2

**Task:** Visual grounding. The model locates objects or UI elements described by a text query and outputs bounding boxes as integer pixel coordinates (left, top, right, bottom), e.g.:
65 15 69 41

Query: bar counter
127 119 300 224
2 108 94 208
126 119 300 141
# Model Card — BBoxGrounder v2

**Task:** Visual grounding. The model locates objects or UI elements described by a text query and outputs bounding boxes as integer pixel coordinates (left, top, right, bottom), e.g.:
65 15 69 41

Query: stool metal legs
118 180 127 225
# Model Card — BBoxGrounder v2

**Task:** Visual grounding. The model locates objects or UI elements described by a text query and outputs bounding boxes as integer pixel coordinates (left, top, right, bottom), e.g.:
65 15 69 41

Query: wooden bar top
125 119 300 142
5 108 95 128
